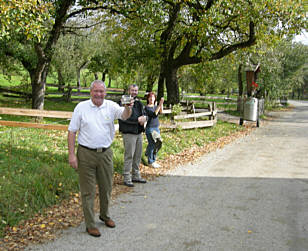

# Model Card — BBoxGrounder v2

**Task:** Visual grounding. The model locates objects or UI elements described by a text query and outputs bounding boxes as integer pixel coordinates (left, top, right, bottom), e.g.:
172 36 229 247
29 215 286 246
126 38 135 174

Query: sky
294 30 308 45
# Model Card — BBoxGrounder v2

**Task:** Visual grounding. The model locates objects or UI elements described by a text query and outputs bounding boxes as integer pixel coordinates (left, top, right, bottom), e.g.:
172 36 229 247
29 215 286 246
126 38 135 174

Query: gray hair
90 80 106 90
129 84 138 89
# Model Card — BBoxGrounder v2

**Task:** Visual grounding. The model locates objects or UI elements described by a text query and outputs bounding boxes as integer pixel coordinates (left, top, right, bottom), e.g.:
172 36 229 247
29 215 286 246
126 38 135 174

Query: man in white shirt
68 80 132 237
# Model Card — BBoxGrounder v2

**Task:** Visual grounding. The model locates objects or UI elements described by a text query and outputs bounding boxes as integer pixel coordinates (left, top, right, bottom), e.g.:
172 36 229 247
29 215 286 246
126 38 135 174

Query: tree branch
210 21 256 61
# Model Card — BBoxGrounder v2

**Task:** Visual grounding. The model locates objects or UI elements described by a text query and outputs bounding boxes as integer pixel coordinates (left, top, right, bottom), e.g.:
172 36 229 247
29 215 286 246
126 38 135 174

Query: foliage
98 0 307 104
248 40 308 102
171 103 182 116
0 0 52 41
51 31 101 86
0 0 115 109
179 56 238 95
88 20 161 90
0 0 307 110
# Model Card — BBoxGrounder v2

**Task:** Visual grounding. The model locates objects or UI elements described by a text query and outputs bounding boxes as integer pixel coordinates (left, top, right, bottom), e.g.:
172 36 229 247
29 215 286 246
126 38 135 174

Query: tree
51 35 79 91
0 0 51 41
100 0 307 104
97 20 161 92
177 57 237 97
52 30 102 91
0 1 114 109
281 42 308 99
245 40 308 104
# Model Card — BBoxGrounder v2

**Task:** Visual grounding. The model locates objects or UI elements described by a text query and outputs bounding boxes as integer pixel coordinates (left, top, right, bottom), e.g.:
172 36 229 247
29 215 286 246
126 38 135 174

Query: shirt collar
90 99 105 109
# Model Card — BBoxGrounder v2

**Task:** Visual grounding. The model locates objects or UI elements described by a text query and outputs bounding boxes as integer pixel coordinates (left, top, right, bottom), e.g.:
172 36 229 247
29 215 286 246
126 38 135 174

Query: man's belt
79 144 109 153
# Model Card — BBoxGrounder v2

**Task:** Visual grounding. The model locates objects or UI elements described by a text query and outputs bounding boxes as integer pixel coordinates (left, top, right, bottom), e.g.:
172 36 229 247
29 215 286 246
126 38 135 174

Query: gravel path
27 100 308 251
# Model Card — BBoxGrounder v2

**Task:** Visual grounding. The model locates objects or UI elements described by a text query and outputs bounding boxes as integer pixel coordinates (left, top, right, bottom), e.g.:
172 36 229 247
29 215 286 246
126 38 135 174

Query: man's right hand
69 153 78 170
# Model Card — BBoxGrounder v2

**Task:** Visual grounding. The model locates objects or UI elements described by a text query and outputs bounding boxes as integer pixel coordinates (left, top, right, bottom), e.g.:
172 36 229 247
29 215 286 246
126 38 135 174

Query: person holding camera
119 84 147 187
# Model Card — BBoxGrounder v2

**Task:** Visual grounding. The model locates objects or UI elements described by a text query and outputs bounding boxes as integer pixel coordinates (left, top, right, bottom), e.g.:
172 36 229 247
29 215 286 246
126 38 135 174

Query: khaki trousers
122 133 143 182
77 146 113 229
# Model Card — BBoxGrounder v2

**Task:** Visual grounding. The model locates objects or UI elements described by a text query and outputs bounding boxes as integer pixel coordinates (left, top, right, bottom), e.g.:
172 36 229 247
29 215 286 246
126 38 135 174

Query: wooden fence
0 107 72 131
161 101 217 129
0 101 217 131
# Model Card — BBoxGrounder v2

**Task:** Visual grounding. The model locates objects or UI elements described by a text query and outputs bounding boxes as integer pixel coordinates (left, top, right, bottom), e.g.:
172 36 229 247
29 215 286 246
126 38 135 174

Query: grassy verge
0 128 79 236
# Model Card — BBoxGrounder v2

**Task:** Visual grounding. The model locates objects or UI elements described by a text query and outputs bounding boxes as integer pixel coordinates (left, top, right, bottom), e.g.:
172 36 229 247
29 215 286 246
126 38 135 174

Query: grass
0 128 79 237
0 91 247 238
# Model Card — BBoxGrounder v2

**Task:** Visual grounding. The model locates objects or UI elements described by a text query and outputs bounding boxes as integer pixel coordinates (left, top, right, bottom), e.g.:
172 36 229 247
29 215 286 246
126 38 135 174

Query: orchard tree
51 35 79 91
0 0 51 41
52 30 102 91
98 22 161 92
101 0 307 104
280 42 308 99
0 1 114 110
247 40 308 103
178 57 237 96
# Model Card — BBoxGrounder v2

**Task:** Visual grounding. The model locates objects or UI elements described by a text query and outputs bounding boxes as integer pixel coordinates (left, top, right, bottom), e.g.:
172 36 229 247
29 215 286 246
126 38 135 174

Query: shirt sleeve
111 101 125 120
68 105 81 132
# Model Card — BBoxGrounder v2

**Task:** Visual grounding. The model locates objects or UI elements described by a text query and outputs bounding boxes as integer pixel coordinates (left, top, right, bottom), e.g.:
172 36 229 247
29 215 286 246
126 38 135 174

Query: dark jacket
119 98 146 134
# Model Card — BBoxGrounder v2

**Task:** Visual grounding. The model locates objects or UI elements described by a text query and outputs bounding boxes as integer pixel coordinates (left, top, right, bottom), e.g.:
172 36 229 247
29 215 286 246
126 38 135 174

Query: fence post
208 103 212 120
192 102 196 121
212 101 216 120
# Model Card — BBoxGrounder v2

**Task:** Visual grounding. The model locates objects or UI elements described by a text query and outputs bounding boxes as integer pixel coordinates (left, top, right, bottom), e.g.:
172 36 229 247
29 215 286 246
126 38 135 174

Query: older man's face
128 86 138 98
90 83 106 106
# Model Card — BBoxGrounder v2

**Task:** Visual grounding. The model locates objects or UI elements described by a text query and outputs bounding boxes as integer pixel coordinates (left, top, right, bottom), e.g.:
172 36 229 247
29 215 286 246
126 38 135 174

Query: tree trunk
157 69 165 101
76 61 89 89
237 63 243 112
30 60 49 110
146 73 155 93
102 69 108 82
31 81 46 110
238 64 243 96
108 77 112 88
165 67 179 105
57 67 65 92
76 68 81 91
29 0 74 109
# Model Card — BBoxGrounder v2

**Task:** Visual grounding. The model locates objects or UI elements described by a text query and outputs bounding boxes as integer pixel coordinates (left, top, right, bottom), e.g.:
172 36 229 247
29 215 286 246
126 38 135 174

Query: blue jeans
145 127 160 164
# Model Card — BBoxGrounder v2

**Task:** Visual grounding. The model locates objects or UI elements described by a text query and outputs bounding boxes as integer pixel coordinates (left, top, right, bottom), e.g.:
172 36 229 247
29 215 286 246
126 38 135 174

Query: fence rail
0 107 72 131
0 107 72 118
0 101 217 131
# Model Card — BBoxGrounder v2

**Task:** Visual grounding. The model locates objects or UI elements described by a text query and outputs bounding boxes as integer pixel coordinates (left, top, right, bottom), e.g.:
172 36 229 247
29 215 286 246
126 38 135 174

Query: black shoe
124 181 134 187
132 178 147 183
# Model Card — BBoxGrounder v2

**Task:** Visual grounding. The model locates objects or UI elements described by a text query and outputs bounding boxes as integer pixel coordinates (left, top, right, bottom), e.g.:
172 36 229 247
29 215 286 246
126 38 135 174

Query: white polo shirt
68 99 124 148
